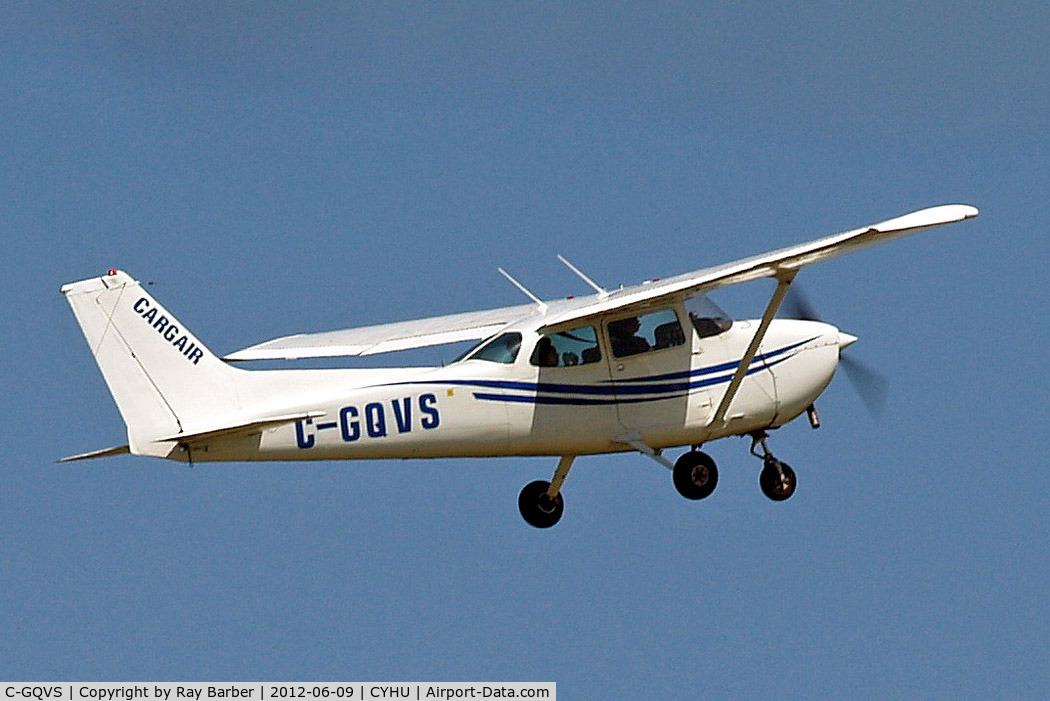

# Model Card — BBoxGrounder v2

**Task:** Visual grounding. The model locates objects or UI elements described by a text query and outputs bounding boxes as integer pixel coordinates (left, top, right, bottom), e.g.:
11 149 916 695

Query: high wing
225 302 540 361
537 204 978 332
226 204 977 361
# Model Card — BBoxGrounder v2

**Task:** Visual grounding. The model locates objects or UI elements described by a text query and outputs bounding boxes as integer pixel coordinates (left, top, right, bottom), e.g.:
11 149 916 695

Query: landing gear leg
518 455 574 528
749 431 797 501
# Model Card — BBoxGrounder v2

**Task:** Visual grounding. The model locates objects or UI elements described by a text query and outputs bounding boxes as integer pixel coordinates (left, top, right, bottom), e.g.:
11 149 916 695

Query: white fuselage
176 317 842 463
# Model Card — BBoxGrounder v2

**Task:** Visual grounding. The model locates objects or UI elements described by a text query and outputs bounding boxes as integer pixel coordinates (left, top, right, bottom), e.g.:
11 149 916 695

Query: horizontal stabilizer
58 444 131 463
159 411 326 444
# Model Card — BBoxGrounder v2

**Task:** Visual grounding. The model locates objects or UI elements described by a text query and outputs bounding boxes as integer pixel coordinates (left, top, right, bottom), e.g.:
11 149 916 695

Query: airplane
60 204 978 528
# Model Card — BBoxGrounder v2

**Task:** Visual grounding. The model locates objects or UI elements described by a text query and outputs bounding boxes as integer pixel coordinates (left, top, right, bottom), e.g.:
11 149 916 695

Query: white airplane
61 204 978 527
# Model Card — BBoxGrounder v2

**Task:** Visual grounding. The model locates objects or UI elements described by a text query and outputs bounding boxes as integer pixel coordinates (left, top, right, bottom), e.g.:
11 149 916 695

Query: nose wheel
750 431 798 502
759 458 797 501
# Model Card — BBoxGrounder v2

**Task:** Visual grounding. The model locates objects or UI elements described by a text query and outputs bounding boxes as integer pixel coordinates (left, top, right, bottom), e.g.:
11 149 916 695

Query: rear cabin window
607 309 685 358
530 325 602 367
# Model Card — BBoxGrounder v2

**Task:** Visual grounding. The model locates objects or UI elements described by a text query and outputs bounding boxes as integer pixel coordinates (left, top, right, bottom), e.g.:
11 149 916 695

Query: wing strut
710 269 798 427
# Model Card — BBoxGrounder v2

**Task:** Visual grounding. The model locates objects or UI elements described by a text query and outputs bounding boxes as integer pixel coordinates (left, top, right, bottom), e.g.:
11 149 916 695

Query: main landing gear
518 455 574 529
672 449 719 500
518 480 564 528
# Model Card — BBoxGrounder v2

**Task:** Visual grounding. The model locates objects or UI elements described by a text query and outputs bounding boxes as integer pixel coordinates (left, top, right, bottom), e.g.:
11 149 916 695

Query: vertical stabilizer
61 270 242 457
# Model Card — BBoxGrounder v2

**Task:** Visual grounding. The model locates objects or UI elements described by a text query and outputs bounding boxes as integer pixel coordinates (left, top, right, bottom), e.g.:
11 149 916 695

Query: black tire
759 460 797 501
673 450 719 500
518 480 564 528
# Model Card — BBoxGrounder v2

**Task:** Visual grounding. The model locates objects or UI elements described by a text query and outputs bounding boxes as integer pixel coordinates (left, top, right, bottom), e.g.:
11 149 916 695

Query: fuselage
175 315 845 463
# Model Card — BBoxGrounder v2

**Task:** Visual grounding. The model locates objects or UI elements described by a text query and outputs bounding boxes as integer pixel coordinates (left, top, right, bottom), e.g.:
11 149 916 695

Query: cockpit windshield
685 294 733 338
455 332 522 364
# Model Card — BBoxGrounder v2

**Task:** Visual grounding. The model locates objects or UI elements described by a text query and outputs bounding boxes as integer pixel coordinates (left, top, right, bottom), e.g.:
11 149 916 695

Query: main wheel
759 459 797 501
518 480 564 528
673 450 719 500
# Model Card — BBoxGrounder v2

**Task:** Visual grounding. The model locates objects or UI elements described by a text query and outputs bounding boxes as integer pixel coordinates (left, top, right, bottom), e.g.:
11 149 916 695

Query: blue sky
3 2 1048 696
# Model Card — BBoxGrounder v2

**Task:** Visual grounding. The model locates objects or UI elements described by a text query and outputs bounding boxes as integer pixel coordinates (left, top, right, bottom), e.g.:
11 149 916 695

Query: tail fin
62 270 242 457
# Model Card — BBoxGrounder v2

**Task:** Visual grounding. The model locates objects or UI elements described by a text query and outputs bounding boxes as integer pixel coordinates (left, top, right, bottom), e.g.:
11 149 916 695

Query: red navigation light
107 269 117 276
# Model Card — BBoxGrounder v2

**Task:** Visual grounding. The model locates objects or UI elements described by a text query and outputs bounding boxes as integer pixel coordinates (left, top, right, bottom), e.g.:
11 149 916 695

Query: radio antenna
498 268 548 312
556 255 608 297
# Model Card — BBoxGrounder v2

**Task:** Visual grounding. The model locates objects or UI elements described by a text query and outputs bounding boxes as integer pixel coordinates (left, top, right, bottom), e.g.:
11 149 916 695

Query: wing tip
871 203 980 234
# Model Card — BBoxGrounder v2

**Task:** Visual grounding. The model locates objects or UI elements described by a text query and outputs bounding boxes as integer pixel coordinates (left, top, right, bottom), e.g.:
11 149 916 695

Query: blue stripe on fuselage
467 349 799 406
609 336 815 383
378 337 817 407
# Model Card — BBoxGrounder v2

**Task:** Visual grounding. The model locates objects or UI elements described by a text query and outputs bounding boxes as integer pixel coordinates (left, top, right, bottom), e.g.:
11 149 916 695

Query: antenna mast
556 255 608 297
498 268 548 312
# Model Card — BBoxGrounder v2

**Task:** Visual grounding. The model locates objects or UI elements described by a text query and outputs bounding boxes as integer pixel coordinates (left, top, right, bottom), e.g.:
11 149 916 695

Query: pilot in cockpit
608 317 650 357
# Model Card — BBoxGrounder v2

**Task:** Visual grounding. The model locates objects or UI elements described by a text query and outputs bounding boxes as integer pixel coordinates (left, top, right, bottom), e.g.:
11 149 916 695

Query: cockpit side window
607 309 685 358
466 332 522 364
530 325 602 368
685 294 733 338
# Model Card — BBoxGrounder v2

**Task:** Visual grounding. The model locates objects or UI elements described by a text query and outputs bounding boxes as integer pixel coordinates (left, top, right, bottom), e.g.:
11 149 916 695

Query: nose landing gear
750 431 797 501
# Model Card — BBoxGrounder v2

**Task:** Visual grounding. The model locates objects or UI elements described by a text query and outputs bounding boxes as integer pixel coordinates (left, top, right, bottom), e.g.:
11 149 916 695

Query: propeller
782 286 888 417
838 353 887 417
